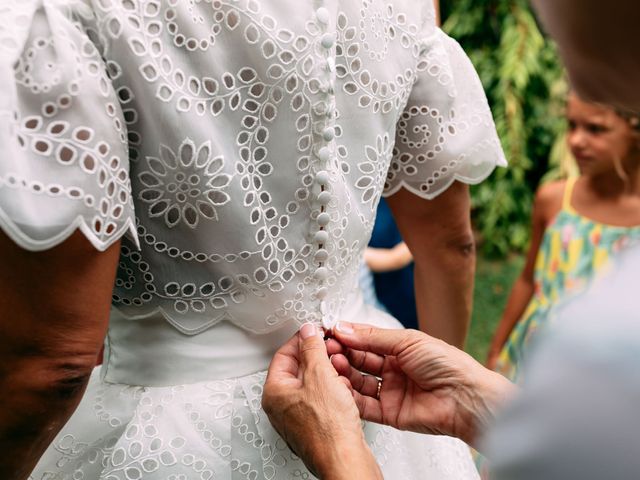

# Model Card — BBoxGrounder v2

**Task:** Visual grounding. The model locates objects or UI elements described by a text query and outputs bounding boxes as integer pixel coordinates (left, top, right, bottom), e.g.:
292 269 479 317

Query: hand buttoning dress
0 0 506 478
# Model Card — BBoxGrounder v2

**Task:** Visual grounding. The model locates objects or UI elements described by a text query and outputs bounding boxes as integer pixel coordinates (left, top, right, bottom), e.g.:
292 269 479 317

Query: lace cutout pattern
1 0 505 335
31 368 480 479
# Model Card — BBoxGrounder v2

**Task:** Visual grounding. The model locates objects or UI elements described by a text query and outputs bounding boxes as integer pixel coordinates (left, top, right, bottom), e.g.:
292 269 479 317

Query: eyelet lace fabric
0 0 505 478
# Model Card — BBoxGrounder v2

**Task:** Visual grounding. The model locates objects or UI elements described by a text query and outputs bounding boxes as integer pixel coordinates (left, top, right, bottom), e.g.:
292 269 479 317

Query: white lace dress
0 1 506 478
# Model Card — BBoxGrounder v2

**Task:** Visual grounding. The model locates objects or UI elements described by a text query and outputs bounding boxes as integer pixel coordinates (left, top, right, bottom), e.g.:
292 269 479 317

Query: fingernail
300 322 317 339
335 321 353 334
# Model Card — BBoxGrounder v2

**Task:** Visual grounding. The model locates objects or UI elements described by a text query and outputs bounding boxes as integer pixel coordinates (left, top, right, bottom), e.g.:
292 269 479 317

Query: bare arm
0 231 120 480
387 182 474 348
486 182 564 368
364 242 413 273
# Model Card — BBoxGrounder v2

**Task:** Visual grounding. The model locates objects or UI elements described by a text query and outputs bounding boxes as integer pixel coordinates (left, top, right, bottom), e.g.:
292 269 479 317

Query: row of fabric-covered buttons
312 6 336 328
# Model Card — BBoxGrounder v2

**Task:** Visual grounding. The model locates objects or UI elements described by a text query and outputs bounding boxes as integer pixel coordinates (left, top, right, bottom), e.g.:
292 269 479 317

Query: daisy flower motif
356 133 393 208
138 138 231 228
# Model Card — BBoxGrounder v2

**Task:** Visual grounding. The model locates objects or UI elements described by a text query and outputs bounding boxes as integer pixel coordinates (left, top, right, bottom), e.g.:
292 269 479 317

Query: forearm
414 242 475 348
488 277 535 355
365 243 413 272
316 435 382 480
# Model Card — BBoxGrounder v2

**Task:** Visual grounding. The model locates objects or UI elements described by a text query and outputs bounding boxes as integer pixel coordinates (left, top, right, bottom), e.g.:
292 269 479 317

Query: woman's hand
263 323 382 480
328 322 516 450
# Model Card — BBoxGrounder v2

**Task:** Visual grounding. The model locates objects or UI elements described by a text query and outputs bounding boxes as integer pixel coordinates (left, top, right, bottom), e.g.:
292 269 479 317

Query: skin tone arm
486 182 564 368
364 242 413 273
386 182 475 348
433 0 440 26
0 231 120 480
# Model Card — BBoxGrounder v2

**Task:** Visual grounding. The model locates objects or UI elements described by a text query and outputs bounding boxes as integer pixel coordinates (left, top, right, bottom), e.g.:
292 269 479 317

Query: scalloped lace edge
382 156 507 200
111 304 297 336
0 208 139 252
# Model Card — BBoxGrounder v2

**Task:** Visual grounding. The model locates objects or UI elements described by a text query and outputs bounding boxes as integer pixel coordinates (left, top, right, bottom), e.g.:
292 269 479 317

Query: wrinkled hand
328 322 515 449
263 323 382 479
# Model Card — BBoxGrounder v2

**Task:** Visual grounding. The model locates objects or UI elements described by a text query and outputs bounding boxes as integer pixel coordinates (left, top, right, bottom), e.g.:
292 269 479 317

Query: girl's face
566 93 639 176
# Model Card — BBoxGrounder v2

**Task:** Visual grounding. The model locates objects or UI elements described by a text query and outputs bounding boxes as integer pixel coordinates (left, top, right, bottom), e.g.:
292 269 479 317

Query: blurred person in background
487 93 640 379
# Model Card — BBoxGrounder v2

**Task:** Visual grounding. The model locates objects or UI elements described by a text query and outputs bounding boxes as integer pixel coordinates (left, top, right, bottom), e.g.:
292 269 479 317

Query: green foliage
442 0 567 256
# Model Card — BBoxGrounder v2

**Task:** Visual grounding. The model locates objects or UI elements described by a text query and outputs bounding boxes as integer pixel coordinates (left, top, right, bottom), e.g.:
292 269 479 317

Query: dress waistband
102 313 299 387
101 289 380 387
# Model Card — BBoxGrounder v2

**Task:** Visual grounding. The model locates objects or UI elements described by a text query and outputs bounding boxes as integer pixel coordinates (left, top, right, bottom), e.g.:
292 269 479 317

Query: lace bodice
0 0 506 335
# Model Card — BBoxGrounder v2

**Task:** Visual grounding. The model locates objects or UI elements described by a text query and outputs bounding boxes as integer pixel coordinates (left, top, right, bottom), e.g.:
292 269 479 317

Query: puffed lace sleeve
384 23 507 199
0 2 136 251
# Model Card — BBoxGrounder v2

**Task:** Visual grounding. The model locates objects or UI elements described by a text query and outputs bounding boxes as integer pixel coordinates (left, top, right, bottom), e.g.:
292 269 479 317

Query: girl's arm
364 242 413 273
486 182 564 369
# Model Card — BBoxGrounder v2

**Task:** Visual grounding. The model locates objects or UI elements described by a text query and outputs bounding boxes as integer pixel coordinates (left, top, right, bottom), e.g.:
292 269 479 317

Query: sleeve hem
382 158 506 200
0 209 139 252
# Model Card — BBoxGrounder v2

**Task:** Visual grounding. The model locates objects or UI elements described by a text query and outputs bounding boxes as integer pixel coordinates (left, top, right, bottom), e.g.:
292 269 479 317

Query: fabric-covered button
322 127 335 141
315 248 329 262
318 146 330 162
321 33 335 49
317 191 331 205
315 266 328 281
313 230 329 244
316 7 330 25
316 287 328 299
315 170 329 184
316 212 330 226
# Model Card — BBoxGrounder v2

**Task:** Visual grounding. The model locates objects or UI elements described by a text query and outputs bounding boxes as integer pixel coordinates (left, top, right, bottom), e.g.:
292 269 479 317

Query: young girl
487 93 640 381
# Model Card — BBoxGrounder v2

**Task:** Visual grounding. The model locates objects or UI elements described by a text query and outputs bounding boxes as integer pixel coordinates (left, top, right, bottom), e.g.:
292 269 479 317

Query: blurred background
373 0 574 361
442 0 569 360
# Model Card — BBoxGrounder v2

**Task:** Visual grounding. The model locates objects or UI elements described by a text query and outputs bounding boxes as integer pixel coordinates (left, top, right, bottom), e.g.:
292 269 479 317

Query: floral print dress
496 177 640 382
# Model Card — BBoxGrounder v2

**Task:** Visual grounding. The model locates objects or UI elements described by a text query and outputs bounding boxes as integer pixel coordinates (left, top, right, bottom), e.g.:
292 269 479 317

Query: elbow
41 356 97 401
448 230 476 260
443 232 476 271
414 227 476 267
2 311 106 405
6 349 98 407
0 355 95 466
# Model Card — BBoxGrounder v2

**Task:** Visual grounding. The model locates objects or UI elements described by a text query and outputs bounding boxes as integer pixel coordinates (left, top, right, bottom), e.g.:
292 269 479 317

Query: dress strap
562 177 578 213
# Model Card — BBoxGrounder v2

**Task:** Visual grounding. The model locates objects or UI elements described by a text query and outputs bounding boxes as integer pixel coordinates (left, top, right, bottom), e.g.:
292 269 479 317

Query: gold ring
376 379 382 400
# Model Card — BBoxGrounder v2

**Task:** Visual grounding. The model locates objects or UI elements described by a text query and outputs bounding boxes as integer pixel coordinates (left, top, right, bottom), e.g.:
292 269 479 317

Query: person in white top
262 2 640 478
0 0 506 478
